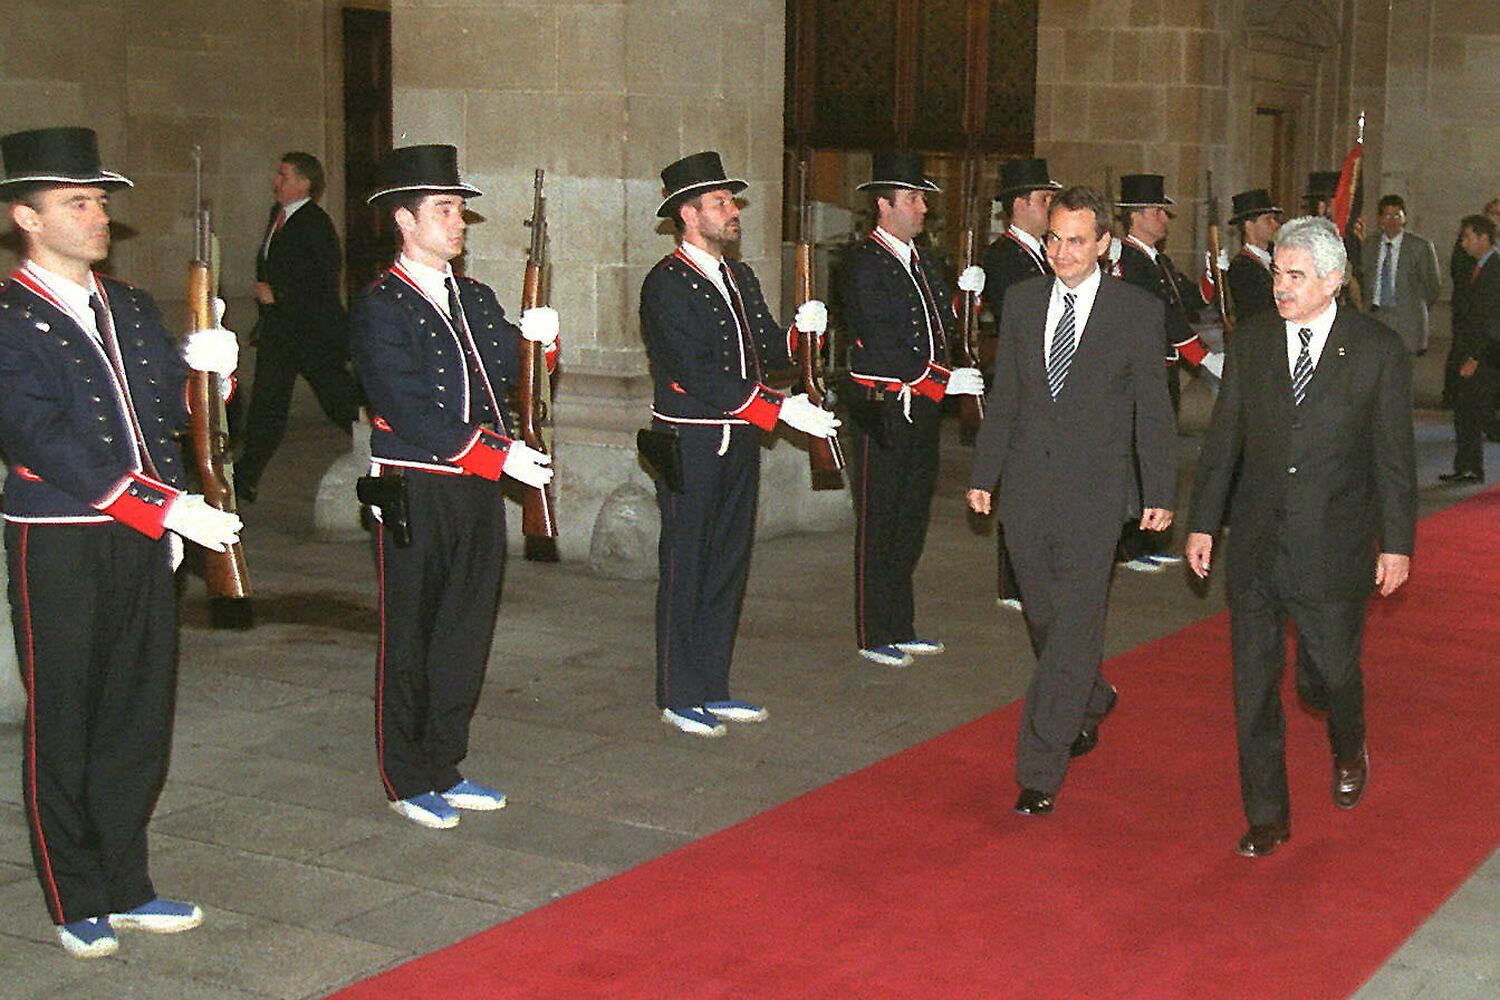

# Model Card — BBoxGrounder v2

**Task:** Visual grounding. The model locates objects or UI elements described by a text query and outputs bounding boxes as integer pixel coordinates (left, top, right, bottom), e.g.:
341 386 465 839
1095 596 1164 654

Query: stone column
391 0 848 571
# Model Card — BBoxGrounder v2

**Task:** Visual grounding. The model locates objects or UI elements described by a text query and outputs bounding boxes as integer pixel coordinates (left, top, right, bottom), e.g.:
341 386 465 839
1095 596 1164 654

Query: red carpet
335 490 1500 999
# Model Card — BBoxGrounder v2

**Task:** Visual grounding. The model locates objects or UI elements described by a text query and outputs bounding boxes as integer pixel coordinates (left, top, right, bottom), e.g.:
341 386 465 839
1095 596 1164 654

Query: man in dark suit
843 151 986 668
0 126 241 957
1225 188 1281 323
1440 213 1500 484
238 151 361 502
1186 215 1417 857
979 157 1061 613
967 185 1176 816
640 151 838 737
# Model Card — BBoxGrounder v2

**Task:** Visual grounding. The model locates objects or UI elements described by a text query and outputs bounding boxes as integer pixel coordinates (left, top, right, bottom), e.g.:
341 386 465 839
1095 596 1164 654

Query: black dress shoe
1014 789 1055 816
1069 685 1118 758
1438 470 1484 484
1333 747 1369 809
1235 822 1291 857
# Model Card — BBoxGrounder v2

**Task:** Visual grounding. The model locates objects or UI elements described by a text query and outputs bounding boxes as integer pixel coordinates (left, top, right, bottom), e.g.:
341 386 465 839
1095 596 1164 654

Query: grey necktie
1291 327 1314 406
1047 292 1077 400
1378 241 1396 307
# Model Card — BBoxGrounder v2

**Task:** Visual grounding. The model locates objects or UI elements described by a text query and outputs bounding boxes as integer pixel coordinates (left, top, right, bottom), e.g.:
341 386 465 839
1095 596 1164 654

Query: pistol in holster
356 473 411 547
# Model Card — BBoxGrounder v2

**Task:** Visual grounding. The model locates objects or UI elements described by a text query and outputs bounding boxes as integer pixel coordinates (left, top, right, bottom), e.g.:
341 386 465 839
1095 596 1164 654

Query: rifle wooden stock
792 160 845 487
1205 170 1234 335
517 171 558 538
953 156 985 434
185 259 250 599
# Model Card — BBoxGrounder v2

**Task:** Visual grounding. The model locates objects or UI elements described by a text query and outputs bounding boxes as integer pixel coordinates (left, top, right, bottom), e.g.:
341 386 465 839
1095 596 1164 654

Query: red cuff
449 427 511 479
730 383 784 431
1199 272 1216 304
1176 336 1209 367
95 472 181 538
544 339 560 373
912 363 951 402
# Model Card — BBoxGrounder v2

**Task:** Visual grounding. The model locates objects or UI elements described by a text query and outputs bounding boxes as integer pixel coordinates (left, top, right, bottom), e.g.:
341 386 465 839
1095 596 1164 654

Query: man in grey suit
967 186 1176 816
1186 216 1416 858
1361 194 1440 355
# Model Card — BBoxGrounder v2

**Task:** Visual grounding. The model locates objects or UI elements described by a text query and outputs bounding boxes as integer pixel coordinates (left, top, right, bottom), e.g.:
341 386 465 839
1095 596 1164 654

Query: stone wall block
558 3 628 93
546 94 628 178
623 95 685 180
1086 85 1165 143
624 6 706 97
395 5 558 93
1062 28 1114 78
395 88 468 148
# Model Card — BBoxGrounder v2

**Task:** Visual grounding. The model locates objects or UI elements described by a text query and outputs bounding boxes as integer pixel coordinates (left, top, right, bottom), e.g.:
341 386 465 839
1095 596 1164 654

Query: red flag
1330 140 1363 238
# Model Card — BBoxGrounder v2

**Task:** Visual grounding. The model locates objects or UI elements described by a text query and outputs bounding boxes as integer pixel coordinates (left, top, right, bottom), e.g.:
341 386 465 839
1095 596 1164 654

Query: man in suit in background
1440 214 1500 484
967 185 1175 816
1225 188 1281 323
238 151 361 502
979 157 1062 614
1361 194 1440 356
1186 216 1416 858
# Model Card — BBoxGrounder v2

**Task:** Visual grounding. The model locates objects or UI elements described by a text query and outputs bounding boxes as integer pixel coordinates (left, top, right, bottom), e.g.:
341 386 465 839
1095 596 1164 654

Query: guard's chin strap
718 423 732 456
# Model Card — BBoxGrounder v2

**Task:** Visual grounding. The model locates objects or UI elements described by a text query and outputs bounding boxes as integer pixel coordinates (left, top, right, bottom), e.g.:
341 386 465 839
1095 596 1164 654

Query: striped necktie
1291 327 1314 406
1047 292 1077 400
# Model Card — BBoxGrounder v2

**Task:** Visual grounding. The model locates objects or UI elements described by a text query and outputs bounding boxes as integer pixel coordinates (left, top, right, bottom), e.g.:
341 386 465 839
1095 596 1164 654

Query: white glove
163 494 242 553
168 532 184 571
958 265 986 294
183 298 239 378
519 306 560 345
779 393 841 439
1106 237 1123 264
501 440 554 488
945 366 986 397
794 299 828 336
1205 248 1230 272
1201 351 1225 379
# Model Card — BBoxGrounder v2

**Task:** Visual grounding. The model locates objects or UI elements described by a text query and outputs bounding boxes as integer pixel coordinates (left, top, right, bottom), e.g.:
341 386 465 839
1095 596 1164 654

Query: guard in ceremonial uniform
1225 188 1282 323
350 145 559 829
1112 174 1215 572
641 151 838 738
0 127 242 958
980 158 1061 614
842 152 986 667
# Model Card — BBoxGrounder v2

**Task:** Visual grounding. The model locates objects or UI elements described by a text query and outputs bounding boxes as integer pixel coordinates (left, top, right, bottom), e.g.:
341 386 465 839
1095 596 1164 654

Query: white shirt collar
23 260 100 336
1243 244 1272 267
1382 230 1404 249
1008 224 1045 260
1285 299 1339 372
281 197 311 219
1045 265 1103 357
677 239 734 304
397 253 457 316
1125 234 1158 262
874 226 915 269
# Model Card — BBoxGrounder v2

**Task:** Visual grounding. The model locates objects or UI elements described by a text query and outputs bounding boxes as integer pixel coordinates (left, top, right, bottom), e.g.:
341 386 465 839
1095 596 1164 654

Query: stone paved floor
0 364 1497 999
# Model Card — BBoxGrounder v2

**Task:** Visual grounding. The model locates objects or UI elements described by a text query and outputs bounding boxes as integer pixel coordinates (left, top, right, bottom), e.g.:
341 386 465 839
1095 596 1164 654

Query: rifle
952 154 985 434
185 146 252 626
517 169 559 540
1205 169 1234 334
791 159 845 489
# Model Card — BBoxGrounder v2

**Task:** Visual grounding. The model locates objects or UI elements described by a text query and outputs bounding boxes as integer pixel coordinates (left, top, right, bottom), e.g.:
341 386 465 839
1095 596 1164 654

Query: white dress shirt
398 253 459 318
1284 299 1338 374
23 260 101 340
1008 225 1047 269
678 238 734 310
1044 265 1103 360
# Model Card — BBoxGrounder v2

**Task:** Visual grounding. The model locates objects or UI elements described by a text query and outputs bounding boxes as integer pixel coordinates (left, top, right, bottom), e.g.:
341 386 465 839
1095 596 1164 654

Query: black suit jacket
1187 306 1416 601
257 201 346 348
1453 251 1500 369
969 271 1175 553
1226 248 1274 323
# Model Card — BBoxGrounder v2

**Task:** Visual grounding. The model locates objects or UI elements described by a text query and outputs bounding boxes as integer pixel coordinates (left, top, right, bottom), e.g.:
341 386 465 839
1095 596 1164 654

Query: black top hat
1304 171 1341 203
856 151 941 193
996 158 1061 200
366 144 482 206
1229 188 1282 224
0 127 132 201
1117 174 1174 208
655 151 747 218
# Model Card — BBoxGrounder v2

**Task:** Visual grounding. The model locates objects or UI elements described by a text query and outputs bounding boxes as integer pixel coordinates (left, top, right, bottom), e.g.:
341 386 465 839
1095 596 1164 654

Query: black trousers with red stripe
654 421 760 710
5 521 176 925
852 391 940 650
375 471 506 802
